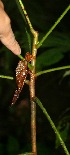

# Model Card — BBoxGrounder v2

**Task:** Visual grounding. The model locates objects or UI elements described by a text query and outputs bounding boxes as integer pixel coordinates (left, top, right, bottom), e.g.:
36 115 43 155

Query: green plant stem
18 54 24 60
18 0 38 40
35 97 70 155
37 5 70 49
0 75 13 80
36 65 70 77
18 0 33 31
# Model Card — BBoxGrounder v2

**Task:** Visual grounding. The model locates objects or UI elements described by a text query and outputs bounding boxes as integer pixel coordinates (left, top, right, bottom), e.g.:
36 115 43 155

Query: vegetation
0 0 70 155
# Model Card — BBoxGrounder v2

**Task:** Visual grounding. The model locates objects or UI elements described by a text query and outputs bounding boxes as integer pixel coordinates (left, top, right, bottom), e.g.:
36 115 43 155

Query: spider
11 52 32 106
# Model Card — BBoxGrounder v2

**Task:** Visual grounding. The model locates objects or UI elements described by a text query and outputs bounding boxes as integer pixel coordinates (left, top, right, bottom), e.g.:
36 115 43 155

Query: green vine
35 97 70 155
36 65 70 77
37 5 70 49
0 75 13 80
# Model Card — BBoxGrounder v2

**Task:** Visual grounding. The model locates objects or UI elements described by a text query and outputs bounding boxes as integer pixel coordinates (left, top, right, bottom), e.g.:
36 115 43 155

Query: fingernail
15 45 21 55
17 48 21 55
19 49 21 55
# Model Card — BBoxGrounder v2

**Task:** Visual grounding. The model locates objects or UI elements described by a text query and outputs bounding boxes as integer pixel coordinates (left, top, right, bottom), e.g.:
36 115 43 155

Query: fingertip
19 48 21 55
15 48 21 55
0 1 4 9
11 42 21 55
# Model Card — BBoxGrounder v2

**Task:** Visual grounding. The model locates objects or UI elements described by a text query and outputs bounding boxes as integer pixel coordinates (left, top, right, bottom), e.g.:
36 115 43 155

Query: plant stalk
36 65 70 77
16 2 38 154
18 0 33 31
0 75 13 80
35 97 70 155
37 5 70 49
30 30 38 155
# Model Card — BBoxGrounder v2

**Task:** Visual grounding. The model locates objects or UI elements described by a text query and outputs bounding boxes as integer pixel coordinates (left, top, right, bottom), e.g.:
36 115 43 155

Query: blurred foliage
0 0 70 155
7 136 19 155
56 124 69 148
36 32 70 71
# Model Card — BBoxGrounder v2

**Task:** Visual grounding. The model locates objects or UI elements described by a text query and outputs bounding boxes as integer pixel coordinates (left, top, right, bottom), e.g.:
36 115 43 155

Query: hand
0 1 21 55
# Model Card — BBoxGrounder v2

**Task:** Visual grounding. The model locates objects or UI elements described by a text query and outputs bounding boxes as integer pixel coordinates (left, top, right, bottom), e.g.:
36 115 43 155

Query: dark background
0 0 70 154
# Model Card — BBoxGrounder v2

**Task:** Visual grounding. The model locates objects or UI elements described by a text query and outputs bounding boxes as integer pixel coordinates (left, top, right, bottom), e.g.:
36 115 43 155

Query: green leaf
38 32 70 49
7 136 19 155
36 32 70 71
36 48 64 71
25 29 32 52
55 123 69 149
